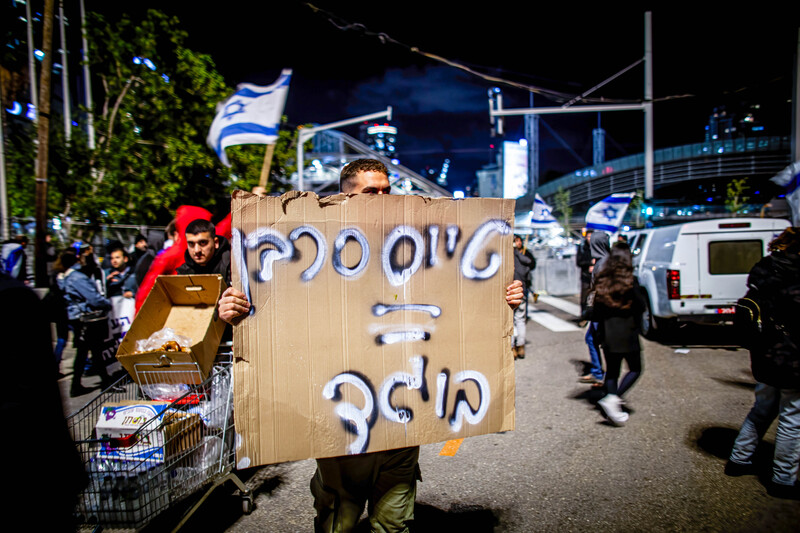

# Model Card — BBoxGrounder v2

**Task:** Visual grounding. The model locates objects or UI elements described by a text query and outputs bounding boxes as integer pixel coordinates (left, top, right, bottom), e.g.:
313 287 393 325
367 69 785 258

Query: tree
628 189 645 228
554 187 572 233
71 9 234 224
725 178 750 216
3 8 298 228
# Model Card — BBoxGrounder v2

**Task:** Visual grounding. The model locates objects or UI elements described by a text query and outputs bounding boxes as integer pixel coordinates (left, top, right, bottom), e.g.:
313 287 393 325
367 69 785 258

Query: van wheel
641 294 659 340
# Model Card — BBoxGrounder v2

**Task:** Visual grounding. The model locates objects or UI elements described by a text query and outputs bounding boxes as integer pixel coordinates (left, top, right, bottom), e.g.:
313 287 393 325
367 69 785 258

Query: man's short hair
340 159 389 192
185 218 216 237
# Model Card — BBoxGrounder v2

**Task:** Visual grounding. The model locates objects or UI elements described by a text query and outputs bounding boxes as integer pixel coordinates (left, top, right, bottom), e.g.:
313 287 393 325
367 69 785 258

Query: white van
622 217 790 338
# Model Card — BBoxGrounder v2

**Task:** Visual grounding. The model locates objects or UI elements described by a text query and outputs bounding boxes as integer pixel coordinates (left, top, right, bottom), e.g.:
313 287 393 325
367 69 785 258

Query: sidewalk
56 328 109 416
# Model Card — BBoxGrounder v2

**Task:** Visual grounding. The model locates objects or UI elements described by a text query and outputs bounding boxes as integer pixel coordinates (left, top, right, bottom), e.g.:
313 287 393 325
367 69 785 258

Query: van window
632 233 648 256
708 240 763 275
647 226 681 263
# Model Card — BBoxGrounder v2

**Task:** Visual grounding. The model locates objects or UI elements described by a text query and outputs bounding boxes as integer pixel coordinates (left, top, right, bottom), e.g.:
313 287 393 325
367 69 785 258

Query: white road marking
536 295 582 317
528 309 581 332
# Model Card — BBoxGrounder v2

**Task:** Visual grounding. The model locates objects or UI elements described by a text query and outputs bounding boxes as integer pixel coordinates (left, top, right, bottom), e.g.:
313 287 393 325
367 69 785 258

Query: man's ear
214 236 219 249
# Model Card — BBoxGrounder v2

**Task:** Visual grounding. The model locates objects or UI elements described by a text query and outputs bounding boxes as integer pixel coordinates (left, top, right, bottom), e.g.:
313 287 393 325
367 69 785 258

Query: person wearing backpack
726 226 800 500
1 235 30 284
57 248 114 397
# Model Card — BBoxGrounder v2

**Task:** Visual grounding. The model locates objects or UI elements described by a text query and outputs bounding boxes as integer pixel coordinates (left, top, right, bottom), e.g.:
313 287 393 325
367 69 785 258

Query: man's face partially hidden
344 171 391 195
186 231 218 266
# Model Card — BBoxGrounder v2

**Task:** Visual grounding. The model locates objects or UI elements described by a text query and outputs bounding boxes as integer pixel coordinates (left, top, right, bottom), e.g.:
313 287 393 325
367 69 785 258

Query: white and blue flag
770 160 800 226
207 69 292 167
531 193 558 228
585 192 635 233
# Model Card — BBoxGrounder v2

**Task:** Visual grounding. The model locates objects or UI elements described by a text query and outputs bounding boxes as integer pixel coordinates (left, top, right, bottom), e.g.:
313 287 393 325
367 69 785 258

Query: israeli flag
770 160 800 226
207 69 292 167
531 194 558 228
585 192 635 233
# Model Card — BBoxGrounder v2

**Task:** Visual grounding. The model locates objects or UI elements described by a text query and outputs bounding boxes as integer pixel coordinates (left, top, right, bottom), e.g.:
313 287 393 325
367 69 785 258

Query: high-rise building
361 122 397 156
705 104 766 141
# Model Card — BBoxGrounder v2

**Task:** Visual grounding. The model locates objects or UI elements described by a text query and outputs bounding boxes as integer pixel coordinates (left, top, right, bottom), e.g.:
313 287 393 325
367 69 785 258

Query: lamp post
296 107 392 191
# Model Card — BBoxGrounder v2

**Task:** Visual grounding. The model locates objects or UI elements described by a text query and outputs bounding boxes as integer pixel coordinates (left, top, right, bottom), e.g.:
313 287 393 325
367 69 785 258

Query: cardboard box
230 191 516 467
116 275 226 384
95 401 202 464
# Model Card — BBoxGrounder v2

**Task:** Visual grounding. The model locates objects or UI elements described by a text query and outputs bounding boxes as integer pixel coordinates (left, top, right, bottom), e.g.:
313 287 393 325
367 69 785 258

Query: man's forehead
186 231 213 241
351 170 389 189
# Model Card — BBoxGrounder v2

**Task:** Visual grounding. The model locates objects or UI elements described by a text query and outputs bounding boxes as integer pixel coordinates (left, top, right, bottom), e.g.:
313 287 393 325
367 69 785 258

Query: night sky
90 2 799 193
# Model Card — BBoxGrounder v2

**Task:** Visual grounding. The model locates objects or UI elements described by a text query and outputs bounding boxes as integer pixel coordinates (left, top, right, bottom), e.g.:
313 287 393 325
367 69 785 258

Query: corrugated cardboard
116 275 226 384
230 190 516 467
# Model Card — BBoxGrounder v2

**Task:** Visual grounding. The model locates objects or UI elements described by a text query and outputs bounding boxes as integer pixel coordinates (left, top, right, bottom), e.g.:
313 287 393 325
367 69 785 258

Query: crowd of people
12 157 797 530
573 224 799 499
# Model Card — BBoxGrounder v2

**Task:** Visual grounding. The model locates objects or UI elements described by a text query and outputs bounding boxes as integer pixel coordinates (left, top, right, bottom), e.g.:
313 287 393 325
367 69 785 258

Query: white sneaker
598 394 629 426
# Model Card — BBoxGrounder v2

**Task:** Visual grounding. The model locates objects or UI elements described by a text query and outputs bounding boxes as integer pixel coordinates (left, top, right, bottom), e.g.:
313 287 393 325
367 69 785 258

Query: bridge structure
534 135 793 225
277 129 451 197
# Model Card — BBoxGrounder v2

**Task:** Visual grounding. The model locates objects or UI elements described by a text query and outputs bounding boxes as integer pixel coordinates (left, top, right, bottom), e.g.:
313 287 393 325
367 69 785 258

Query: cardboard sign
230 191 516 467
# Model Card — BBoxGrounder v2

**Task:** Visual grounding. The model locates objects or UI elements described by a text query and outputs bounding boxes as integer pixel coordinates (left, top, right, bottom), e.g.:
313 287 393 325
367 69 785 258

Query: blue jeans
729 382 800 486
585 323 604 380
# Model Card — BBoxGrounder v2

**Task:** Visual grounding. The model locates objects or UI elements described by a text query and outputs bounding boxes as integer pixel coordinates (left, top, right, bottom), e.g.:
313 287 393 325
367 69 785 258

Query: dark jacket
514 246 535 291
0 273 87 528
576 238 594 282
175 235 232 285
134 232 165 287
58 268 112 322
104 265 135 297
744 251 800 388
589 232 611 279
592 280 645 353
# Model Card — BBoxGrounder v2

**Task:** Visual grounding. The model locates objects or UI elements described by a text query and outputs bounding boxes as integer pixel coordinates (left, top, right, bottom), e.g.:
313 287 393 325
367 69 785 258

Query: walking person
726 227 800 499
513 235 535 359
576 228 594 327
579 231 611 385
58 248 114 397
591 241 645 425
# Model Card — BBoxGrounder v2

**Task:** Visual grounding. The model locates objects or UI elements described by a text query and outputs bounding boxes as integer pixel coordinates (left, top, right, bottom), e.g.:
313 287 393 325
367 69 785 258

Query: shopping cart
68 353 253 532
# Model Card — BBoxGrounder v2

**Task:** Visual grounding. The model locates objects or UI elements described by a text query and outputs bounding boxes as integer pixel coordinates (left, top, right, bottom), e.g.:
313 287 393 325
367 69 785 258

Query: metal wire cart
68 356 253 531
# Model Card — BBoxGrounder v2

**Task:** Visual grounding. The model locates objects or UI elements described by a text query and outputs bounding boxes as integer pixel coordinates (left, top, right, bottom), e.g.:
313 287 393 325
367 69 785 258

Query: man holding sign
219 159 523 532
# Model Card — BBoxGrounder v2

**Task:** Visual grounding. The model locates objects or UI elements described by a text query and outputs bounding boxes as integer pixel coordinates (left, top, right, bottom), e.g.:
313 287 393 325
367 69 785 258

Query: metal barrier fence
530 256 580 297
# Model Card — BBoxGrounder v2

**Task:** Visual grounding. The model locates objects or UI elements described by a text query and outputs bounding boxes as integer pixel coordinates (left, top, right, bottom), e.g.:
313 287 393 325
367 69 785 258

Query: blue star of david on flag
531 194 558 227
585 192 635 233
207 69 292 167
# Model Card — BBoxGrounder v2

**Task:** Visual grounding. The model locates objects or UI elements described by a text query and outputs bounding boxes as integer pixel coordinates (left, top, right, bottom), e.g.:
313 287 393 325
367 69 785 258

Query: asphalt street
61 294 800 532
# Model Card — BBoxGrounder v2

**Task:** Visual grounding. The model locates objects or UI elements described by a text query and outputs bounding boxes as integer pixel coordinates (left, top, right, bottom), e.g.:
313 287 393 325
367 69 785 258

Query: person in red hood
134 206 231 313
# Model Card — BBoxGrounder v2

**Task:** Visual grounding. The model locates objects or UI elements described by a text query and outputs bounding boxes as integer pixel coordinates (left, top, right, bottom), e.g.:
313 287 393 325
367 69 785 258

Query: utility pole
59 0 71 143
525 92 539 201
35 0 55 287
79 0 95 150
644 11 654 199
489 12 654 201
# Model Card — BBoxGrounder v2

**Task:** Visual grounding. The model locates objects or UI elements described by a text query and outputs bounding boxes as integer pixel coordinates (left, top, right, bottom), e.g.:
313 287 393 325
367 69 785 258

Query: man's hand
219 286 251 325
506 280 524 309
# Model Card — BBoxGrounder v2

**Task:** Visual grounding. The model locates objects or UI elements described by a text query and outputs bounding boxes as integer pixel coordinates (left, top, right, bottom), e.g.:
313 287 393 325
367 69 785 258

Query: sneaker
598 394 629 426
579 375 600 384
724 460 755 477
767 481 800 500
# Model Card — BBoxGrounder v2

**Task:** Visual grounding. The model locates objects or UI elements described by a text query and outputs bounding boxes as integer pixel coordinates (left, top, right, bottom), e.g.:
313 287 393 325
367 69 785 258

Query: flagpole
259 143 276 189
